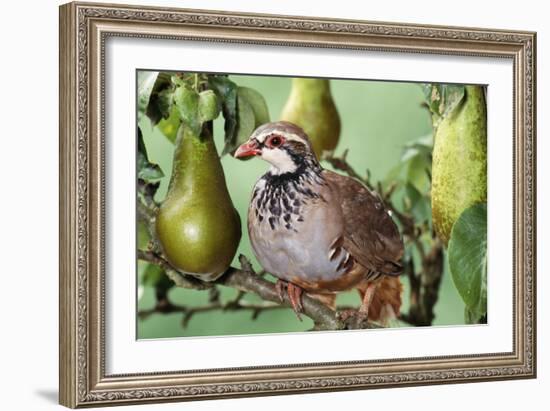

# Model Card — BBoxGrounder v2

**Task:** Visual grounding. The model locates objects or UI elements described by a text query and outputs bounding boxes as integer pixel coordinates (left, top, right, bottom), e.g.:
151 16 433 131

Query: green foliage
137 221 150 249
137 71 157 121
156 105 180 143
406 149 431 193
385 133 433 226
138 72 270 154
208 75 239 153
448 203 487 323
138 72 173 125
141 263 174 292
230 91 256 155
137 127 164 181
404 183 431 225
141 263 164 286
207 77 271 155
237 86 270 127
198 90 222 123
173 85 201 135
173 84 221 137
138 71 268 287
227 86 271 156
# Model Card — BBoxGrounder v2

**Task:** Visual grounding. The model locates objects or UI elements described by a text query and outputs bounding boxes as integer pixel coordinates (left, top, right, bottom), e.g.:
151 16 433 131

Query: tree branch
219 256 346 330
138 297 285 327
137 250 211 290
137 250 380 330
324 149 375 190
402 239 444 326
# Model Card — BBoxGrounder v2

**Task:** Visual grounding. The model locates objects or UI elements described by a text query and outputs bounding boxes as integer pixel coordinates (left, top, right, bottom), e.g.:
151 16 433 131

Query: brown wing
323 170 403 276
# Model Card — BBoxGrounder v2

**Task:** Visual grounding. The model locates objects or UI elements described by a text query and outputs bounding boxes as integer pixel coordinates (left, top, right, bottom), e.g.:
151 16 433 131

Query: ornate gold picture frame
59 1 536 408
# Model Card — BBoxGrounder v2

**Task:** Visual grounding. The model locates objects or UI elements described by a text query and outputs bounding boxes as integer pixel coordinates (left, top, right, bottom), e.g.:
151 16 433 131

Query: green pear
280 78 341 157
431 85 487 245
155 124 241 281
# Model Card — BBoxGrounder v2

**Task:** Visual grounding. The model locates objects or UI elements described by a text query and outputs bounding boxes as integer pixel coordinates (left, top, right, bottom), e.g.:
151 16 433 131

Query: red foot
337 309 357 322
275 279 304 321
337 309 370 329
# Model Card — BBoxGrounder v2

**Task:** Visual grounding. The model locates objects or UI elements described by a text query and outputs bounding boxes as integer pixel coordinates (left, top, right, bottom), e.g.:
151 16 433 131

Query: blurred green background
137 74 465 339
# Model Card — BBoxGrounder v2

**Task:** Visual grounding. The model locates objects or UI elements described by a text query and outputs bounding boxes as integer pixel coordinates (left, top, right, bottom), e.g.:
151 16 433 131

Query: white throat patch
261 148 298 175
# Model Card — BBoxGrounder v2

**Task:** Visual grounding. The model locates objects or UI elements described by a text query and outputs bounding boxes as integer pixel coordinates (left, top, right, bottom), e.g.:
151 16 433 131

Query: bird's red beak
234 140 261 158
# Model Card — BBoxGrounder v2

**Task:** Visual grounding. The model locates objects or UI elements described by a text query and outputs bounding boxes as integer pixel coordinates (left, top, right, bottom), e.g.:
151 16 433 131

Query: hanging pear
431 85 487 245
280 78 341 158
155 86 241 281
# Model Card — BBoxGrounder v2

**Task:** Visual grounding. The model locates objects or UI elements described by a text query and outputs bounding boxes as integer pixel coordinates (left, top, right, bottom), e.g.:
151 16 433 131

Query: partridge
234 121 404 325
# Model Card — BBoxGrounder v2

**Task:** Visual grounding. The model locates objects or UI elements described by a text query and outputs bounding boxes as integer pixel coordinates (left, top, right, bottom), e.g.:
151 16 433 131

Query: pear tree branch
137 250 380 330
138 292 286 327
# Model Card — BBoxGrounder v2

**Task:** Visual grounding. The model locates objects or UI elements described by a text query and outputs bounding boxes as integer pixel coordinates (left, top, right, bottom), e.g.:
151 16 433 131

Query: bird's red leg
274 280 304 321
358 281 379 319
339 281 379 328
287 283 304 321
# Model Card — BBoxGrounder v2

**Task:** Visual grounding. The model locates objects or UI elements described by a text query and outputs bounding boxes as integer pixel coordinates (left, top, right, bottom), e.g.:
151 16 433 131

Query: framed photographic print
59 1 537 408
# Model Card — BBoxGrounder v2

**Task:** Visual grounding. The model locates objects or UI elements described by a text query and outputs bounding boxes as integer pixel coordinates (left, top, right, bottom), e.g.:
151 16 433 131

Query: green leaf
198 89 221 123
141 263 173 290
237 86 270 127
208 76 238 150
223 91 256 155
174 85 201 135
144 72 173 125
421 84 465 120
382 162 405 189
401 133 433 162
397 133 433 193
448 203 487 321
156 104 181 144
406 152 431 193
137 71 158 121
137 127 164 181
137 221 150 250
405 182 430 223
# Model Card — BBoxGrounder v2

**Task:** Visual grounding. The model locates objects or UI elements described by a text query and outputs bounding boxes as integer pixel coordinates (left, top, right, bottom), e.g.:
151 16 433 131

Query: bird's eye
267 135 283 148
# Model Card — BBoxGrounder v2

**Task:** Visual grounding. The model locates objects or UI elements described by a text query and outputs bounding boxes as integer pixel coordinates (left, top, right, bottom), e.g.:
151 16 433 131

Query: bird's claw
287 283 304 318
275 280 304 321
275 280 287 303
338 309 370 329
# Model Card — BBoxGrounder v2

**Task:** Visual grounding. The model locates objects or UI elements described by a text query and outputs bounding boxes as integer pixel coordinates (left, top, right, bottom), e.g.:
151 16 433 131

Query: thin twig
323 149 375 191
138 298 285 327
